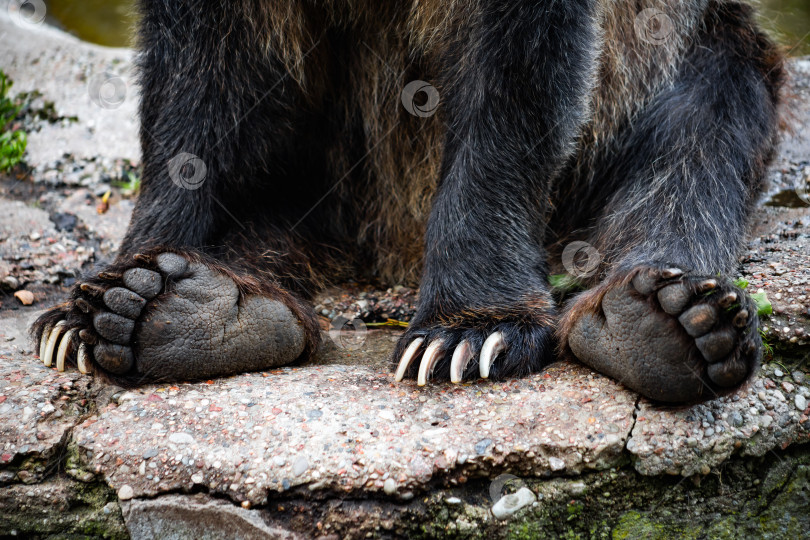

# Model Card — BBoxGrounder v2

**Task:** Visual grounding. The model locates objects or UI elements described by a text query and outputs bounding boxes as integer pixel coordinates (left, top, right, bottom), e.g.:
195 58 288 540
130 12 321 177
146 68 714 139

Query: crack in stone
622 394 643 455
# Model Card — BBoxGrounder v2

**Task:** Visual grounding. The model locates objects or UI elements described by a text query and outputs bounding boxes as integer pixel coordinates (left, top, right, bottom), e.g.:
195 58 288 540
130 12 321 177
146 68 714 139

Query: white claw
77 343 91 375
55 328 76 372
43 321 67 368
394 337 424 382
417 339 445 386
450 340 473 383
39 323 53 363
479 331 506 379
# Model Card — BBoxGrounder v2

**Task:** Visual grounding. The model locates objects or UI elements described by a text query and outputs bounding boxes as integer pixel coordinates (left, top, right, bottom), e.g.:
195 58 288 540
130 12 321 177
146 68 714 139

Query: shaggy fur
32 0 783 397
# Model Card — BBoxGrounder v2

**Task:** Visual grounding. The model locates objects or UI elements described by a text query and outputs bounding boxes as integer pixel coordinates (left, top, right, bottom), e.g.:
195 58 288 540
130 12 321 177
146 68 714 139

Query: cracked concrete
73 360 634 503
0 353 89 483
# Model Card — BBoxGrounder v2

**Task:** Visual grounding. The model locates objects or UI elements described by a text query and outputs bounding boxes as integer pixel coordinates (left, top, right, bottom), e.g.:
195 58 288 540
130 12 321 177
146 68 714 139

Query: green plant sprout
0 70 27 172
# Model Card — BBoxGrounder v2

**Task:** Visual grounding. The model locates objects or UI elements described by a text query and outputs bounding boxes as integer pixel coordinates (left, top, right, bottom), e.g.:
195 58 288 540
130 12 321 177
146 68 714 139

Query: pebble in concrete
292 456 309 477
491 487 537 520
118 485 134 501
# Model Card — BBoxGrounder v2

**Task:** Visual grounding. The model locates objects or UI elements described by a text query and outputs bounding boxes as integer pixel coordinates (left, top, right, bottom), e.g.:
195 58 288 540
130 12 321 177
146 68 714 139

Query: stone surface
0 353 90 484
0 308 41 347
0 477 127 539
628 362 810 476
742 207 810 348
121 495 299 540
0 199 96 293
71 360 634 505
491 487 537 520
768 57 810 196
57 188 134 253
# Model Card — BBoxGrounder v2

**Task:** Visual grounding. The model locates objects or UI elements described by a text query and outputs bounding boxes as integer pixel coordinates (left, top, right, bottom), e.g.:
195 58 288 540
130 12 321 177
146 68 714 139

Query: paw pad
567 265 761 402
35 251 309 382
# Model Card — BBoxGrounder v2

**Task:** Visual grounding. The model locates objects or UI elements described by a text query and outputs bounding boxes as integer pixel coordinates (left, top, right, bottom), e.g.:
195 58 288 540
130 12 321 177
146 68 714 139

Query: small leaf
750 291 772 316
549 274 585 292
365 319 409 328
734 278 749 290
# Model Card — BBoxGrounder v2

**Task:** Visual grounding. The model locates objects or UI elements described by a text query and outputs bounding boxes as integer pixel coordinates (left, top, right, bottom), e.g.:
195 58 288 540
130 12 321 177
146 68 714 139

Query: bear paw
563 265 761 403
33 251 313 384
392 303 556 385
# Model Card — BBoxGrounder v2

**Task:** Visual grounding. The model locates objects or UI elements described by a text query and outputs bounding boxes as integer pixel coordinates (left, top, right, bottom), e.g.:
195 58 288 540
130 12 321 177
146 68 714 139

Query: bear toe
103 287 147 319
122 268 162 299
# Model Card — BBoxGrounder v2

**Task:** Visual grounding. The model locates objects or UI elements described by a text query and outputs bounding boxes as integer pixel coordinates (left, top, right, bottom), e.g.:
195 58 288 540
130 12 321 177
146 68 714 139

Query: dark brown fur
32 0 784 396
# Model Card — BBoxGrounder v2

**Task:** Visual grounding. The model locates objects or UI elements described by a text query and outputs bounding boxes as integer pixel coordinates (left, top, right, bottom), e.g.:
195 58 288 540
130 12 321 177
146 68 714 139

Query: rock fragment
491 487 536 520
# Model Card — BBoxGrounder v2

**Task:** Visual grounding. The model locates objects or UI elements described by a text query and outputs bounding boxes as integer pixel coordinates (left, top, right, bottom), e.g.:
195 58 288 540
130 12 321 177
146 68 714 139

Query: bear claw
417 339 446 385
479 331 506 379
449 339 473 383
77 342 92 374
395 329 516 385
394 337 425 382
41 321 66 368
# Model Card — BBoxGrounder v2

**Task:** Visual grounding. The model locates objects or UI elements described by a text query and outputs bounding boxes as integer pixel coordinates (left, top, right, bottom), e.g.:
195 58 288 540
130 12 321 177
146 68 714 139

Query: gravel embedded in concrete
628 362 810 476
0 353 89 483
70 359 635 504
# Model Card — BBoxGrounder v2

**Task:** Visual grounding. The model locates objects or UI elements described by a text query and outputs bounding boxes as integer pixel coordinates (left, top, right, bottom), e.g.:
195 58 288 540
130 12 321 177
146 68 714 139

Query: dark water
45 0 138 48
765 189 810 208
759 0 810 55
44 0 810 54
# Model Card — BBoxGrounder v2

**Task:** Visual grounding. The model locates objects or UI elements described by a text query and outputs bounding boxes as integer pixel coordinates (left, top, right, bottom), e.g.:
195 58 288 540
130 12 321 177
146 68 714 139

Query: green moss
702 516 740 539
5 440 809 539
65 441 84 471
612 510 702 539
506 519 548 539
566 500 585 520
393 444 810 540
753 464 810 538
0 478 127 539
612 511 644 540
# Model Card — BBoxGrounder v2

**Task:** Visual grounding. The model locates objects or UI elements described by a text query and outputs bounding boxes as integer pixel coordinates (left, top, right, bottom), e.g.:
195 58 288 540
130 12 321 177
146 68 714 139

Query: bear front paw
392 298 556 385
